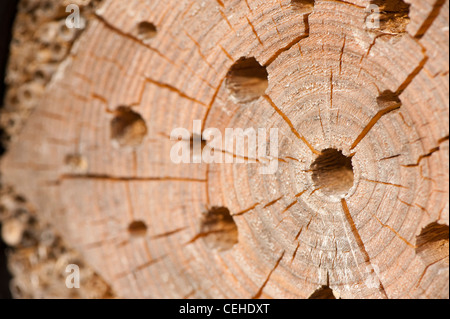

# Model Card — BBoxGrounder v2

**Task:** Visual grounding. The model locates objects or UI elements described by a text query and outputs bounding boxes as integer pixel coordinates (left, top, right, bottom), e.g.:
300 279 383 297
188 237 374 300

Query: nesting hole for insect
368 0 410 34
110 106 148 148
377 90 402 109
137 21 157 41
291 0 315 15
308 286 337 299
416 222 449 265
64 154 88 173
311 149 354 197
226 57 268 104
128 220 148 237
201 207 238 251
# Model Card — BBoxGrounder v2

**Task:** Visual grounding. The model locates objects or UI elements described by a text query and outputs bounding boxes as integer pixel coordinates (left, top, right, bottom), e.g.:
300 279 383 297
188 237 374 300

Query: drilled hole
226 57 268 104
64 154 88 172
35 70 45 80
201 207 238 251
369 0 410 34
311 149 354 197
41 0 54 12
137 21 157 41
110 106 148 148
128 221 148 237
23 90 31 100
377 90 401 109
308 286 337 299
291 0 315 14
416 222 449 265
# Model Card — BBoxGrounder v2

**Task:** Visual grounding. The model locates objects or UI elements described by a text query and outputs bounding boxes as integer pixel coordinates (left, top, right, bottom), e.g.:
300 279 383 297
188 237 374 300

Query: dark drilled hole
110 106 148 148
137 21 157 41
291 0 315 15
416 222 449 265
128 221 148 237
201 207 238 251
64 154 88 172
377 90 402 109
226 57 268 104
369 0 410 34
311 149 354 197
308 286 337 299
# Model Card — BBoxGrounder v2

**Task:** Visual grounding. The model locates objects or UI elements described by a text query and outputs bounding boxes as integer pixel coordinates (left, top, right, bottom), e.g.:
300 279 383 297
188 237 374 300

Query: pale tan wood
1 0 448 299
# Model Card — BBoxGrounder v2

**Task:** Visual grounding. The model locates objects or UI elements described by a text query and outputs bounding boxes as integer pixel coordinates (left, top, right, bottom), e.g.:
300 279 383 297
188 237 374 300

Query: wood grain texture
1 0 448 299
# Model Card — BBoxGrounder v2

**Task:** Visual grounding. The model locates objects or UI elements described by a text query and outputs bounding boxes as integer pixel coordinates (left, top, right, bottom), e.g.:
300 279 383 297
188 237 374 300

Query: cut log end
1 0 448 299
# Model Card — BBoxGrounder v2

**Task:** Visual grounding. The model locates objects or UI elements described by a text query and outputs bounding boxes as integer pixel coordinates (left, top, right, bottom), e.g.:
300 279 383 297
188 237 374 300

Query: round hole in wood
368 0 410 34
201 206 238 251
308 286 337 299
311 149 354 197
291 0 315 14
226 57 268 104
110 106 148 148
416 222 449 265
128 220 148 237
137 21 157 41
64 154 88 173
377 90 402 109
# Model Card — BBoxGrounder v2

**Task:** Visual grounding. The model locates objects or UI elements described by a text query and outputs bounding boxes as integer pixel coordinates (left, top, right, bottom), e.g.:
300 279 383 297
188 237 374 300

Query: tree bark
1 0 449 299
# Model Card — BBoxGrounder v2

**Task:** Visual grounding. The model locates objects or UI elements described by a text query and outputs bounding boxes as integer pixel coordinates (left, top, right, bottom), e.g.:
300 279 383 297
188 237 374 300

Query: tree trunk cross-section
1 0 449 299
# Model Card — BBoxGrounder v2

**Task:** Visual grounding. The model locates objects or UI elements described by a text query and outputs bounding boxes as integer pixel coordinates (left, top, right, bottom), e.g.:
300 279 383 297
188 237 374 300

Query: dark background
1 0 20 299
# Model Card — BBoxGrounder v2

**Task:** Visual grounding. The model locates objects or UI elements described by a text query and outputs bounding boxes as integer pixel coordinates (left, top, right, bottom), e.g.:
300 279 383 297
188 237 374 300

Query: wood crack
264 196 284 208
59 174 207 183
265 32 309 66
380 154 401 161
233 203 260 217
362 178 408 188
341 199 389 298
201 76 226 132
115 255 167 279
263 94 321 155
350 103 401 150
291 242 301 263
339 36 346 75
144 77 207 107
185 229 228 245
402 146 440 167
152 227 187 239
415 0 447 38
372 215 416 248
183 30 219 75
94 13 214 89
246 17 264 46
397 50 429 95
252 251 285 299
219 9 235 31
281 200 298 214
